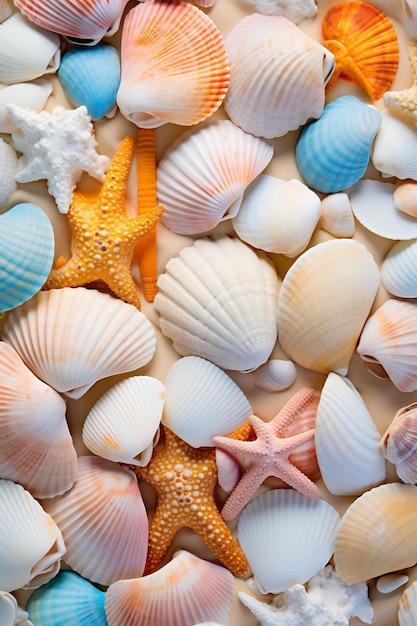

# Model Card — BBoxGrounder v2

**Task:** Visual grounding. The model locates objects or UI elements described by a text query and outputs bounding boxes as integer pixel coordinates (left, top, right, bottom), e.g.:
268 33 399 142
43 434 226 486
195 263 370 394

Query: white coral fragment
238 0 317 22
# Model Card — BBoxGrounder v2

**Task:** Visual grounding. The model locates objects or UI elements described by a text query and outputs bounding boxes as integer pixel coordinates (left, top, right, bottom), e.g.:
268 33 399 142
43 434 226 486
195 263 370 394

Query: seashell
0 13 60 84
377 573 409 594
0 0 12 23
252 358 297 393
154 236 280 372
381 238 417 298
223 14 334 139
117 0 229 128
26 570 107 626
0 78 52 134
276 238 380 375
162 356 253 447
399 580 417 626
0 203 54 313
357 298 417 392
0 138 18 207
320 192 355 238
333 482 417 584
156 120 274 235
401 0 417 38
105 550 235 626
295 96 381 193
1 287 156 399
0 591 30 626
237 489 340 594
372 108 417 180
238 0 317 22
216 448 241 492
381 402 417 484
232 176 321 257
315 373 386 496
0 479 65 592
41 455 149 587
82 375 165 466
394 181 417 218
322 1 399 101
58 44 120 121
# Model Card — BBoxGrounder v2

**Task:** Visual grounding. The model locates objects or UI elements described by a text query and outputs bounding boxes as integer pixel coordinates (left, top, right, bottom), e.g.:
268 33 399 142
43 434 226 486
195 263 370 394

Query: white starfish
7 104 110 213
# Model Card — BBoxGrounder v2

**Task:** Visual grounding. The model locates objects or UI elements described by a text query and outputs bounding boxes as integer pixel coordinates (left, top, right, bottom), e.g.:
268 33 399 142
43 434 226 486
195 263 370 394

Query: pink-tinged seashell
381 402 417 484
117 0 229 128
394 181 417 218
41 455 148 587
320 192 355 238
216 448 241 492
104 550 235 626
399 580 417 626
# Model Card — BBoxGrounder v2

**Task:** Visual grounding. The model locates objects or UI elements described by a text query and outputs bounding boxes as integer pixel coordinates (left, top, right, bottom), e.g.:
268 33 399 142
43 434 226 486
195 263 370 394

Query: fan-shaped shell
105 550 235 626
117 0 229 128
157 120 274 235
0 139 18 208
154 237 280 372
372 109 417 180
1 287 156 399
223 14 334 139
276 238 380 375
399 580 417 626
381 403 417 483
237 489 340 594
0 78 52 133
381 239 417 298
320 192 355 238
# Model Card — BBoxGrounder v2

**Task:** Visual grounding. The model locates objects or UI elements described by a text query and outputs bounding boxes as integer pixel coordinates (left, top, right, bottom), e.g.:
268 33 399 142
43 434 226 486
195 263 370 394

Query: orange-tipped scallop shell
322 1 399 101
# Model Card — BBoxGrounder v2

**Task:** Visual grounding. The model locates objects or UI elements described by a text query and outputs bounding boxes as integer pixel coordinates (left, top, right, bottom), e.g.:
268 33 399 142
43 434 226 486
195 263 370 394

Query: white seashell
276 239 380 375
232 176 321 257
320 192 355 238
376 573 409 594
394 181 417 217
238 0 317 22
0 0 12 23
216 448 241 492
162 356 253 447
381 402 417 484
401 0 417 37
399 580 417 626
372 108 417 180
154 237 280 372
381 238 417 298
157 120 274 235
0 139 18 207
0 79 52 134
238 489 340 594
0 591 31 626
82 376 165 466
0 479 65 592
315 373 386 496
252 358 297 392
1 287 156 399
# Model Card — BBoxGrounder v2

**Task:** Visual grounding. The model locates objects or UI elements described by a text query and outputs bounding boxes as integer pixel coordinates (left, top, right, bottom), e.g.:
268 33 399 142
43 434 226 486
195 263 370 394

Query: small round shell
381 239 417 298
252 359 297 392
320 192 355 238
381 402 417 484
394 182 417 218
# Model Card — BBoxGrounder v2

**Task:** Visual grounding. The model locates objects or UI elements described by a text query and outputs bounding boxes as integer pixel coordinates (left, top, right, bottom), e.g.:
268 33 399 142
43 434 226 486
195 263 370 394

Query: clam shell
381 238 417 298
41 455 149 586
276 238 380 375
117 0 229 128
295 96 381 193
0 78 52 133
0 138 18 207
0 591 29 626
157 120 274 235
0 479 65 592
320 192 355 238
223 14 334 139
381 402 417 484
252 358 297 392
315 373 386 496
105 550 235 626
237 489 340 594
154 236 280 372
394 181 417 218
372 108 417 180
399 580 417 626
1 287 156 399
82 375 165 466
0 203 54 313
334 482 417 584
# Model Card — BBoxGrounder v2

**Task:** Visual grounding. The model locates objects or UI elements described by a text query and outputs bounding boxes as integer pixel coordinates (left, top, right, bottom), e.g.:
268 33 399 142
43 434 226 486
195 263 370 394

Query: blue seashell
27 570 108 626
295 95 382 193
58 44 121 120
0 203 54 313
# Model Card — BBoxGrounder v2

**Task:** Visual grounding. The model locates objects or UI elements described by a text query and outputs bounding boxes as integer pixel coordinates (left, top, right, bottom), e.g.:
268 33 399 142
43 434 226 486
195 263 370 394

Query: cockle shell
372 108 417 180
252 358 297 393
154 236 280 372
320 192 355 238
156 120 274 235
381 402 417 483
1 287 156 399
0 591 30 626
276 238 380 375
0 138 18 208
381 238 417 298
117 0 229 128
398 580 417 626
0 78 52 134
0 479 65 592
394 181 417 218
223 14 334 138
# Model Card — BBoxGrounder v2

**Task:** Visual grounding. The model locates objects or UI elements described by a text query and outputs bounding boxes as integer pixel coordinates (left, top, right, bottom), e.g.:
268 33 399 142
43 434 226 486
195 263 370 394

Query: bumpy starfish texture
213 387 320 521
383 41 417 121
44 135 164 309
132 426 249 577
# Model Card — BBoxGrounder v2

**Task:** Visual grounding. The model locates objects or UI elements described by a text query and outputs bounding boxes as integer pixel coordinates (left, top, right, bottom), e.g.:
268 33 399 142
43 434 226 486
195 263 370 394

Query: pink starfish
213 387 321 521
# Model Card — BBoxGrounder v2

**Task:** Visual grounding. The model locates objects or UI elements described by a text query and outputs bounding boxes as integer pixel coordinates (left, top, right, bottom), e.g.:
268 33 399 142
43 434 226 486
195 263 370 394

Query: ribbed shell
399 581 417 626
382 239 417 298
372 109 417 180
381 403 417 484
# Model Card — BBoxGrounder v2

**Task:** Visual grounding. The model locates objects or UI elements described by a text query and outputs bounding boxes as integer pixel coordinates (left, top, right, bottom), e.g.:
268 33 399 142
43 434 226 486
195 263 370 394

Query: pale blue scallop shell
27 570 108 626
295 95 382 193
0 203 54 313
58 44 120 120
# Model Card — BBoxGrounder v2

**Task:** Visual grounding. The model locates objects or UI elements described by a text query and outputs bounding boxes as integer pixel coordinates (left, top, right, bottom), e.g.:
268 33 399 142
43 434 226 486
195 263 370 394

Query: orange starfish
132 426 249 577
44 135 164 309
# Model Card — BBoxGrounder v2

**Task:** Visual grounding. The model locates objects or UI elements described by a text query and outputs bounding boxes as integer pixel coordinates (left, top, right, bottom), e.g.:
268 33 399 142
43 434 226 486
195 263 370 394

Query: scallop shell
82 376 165 466
162 356 253 447
0 591 30 626
252 358 297 393
105 550 235 626
0 78 52 134
399 580 417 626
295 96 381 193
117 0 229 128
357 298 417 392
372 108 417 180
394 181 417 218
333 482 417 584
223 14 334 138
320 192 356 238
0 479 65 592
154 237 280 372
276 238 380 375
41 455 149 586
315 373 386 495
237 489 340 594
157 120 274 235
1 287 156 399
381 238 417 298
322 1 399 101
0 13 60 84
381 402 417 484
0 139 18 208
0 203 55 313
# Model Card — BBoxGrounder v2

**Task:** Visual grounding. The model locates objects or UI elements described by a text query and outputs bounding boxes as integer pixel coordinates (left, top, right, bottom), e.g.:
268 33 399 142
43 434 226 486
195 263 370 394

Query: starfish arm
144 504 182 575
221 464 271 521
99 136 134 210
103 270 142 309
131 205 164 239
272 388 316 434
44 257 97 289
213 431 259 457
271 459 320 499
